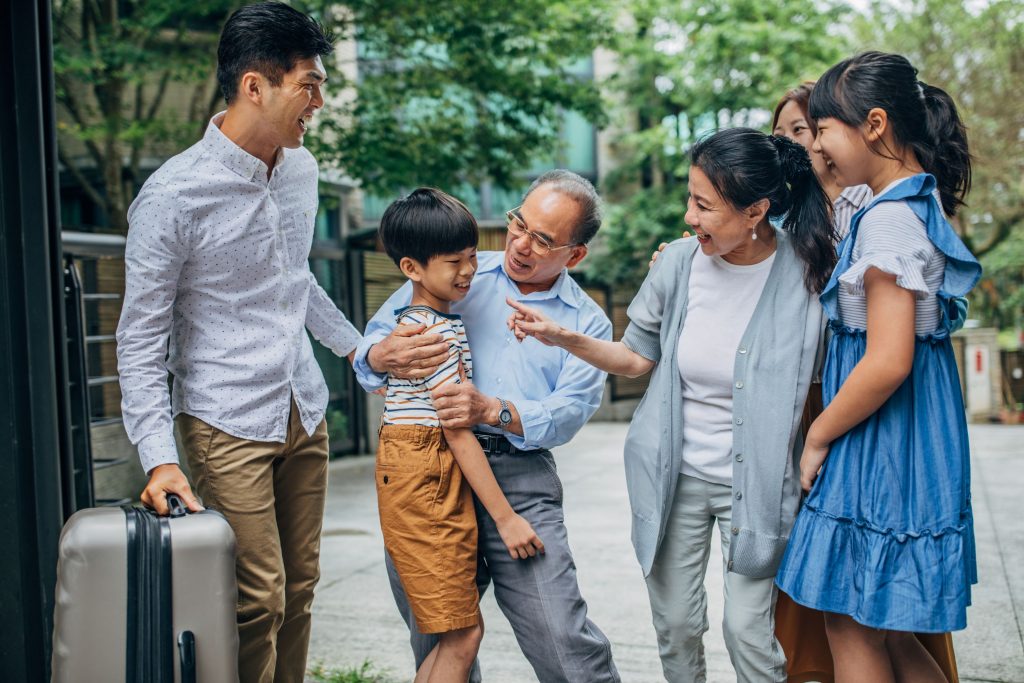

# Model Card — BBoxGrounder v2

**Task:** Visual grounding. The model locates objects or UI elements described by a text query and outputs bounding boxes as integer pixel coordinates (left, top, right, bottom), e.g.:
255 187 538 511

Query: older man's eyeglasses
505 207 576 257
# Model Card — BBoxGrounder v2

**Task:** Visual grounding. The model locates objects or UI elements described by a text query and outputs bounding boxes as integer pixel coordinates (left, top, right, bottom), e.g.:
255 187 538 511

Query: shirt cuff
504 398 546 451
622 322 661 362
325 321 362 358
353 341 387 392
138 432 180 475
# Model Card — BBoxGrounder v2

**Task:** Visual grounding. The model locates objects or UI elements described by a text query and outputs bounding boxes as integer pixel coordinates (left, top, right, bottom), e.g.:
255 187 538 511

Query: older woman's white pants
645 474 787 683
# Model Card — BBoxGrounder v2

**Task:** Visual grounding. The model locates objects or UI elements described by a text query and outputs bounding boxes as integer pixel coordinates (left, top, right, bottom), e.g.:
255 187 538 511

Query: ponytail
917 82 972 216
691 128 838 294
811 51 972 216
771 135 838 293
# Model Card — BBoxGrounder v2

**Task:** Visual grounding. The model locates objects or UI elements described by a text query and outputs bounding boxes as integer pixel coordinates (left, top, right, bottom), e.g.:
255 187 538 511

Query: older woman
508 127 836 682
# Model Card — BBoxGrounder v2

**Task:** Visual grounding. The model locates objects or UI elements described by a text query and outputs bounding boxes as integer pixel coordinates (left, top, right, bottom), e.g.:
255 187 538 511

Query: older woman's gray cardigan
621 231 825 579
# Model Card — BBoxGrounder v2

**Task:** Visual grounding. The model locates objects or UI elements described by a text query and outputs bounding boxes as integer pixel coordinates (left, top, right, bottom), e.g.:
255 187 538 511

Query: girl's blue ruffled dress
775 174 982 633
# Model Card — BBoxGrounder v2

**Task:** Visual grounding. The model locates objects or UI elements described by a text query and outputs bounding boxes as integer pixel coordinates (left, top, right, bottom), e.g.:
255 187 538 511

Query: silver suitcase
52 495 239 682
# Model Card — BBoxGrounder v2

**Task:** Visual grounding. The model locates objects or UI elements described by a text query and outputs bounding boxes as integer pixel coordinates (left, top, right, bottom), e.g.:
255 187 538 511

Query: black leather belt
473 432 518 455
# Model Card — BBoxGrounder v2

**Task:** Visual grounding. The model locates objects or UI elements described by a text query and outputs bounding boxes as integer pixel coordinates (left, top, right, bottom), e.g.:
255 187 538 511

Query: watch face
499 409 512 424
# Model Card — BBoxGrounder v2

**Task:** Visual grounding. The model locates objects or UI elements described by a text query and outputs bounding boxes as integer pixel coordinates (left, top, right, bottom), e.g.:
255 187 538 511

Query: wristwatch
496 398 513 429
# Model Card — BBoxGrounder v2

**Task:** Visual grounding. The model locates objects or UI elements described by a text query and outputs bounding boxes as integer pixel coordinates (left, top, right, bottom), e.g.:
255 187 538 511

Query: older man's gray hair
524 170 602 246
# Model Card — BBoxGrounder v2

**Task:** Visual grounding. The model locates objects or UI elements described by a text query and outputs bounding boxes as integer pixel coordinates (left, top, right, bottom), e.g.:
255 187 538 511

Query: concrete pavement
308 423 1024 682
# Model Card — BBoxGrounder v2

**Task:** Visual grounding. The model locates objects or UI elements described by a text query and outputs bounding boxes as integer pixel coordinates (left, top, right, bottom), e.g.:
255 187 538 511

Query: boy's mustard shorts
376 424 480 634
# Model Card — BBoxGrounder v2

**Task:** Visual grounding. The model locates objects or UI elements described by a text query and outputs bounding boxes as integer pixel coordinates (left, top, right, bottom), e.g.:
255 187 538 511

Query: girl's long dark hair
809 51 971 216
691 128 837 293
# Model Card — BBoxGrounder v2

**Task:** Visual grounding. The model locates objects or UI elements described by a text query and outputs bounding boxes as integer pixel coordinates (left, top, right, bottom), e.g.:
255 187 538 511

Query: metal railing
61 230 132 507
60 229 367 507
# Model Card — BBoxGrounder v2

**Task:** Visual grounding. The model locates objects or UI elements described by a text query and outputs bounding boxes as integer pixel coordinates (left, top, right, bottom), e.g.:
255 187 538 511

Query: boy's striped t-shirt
382 305 473 427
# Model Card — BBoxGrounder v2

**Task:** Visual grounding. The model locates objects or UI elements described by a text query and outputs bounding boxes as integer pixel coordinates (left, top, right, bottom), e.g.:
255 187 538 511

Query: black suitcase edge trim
124 507 139 682
157 514 174 682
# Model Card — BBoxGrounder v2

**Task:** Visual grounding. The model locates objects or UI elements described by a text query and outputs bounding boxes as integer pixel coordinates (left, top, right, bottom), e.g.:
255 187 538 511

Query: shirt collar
836 184 872 210
482 251 581 308
202 111 285 183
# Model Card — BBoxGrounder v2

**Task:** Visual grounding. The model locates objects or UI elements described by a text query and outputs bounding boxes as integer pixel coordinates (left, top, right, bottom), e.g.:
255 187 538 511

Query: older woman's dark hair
809 51 971 216
772 82 817 136
690 128 837 293
217 2 335 104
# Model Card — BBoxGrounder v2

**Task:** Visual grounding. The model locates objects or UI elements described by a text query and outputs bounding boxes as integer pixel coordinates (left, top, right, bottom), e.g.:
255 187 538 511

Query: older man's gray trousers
384 448 620 682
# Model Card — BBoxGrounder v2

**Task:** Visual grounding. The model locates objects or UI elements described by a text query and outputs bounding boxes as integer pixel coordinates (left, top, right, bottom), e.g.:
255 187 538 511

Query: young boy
375 188 544 682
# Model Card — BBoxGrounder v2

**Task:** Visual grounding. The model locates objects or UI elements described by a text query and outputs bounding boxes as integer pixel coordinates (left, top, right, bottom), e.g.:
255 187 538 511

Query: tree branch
144 69 173 124
204 78 224 123
199 3 240 127
129 82 145 186
972 212 1023 257
55 77 105 170
58 147 107 215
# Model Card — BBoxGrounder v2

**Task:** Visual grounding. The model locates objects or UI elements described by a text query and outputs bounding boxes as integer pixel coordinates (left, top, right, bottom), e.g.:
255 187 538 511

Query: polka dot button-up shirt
116 113 361 473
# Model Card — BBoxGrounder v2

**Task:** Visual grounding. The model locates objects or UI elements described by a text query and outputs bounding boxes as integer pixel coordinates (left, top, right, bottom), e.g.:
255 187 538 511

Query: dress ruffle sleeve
838 204 935 300
838 252 931 300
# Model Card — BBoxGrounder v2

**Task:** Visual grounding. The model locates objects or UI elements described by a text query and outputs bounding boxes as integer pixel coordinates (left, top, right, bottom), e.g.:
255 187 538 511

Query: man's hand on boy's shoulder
432 381 498 430
368 323 449 379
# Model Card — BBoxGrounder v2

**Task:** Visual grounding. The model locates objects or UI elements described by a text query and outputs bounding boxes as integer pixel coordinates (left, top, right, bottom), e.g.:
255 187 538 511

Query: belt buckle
476 433 510 455
475 433 495 453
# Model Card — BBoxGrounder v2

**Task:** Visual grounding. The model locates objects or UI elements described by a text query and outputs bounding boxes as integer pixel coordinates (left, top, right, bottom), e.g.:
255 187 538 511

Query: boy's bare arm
443 427 545 559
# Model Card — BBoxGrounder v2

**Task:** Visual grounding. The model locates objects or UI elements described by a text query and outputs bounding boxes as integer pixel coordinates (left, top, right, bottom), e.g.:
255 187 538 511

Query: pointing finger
505 297 536 315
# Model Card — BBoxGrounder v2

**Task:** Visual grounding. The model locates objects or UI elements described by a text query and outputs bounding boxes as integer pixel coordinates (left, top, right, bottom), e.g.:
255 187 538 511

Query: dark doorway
1 1 72 679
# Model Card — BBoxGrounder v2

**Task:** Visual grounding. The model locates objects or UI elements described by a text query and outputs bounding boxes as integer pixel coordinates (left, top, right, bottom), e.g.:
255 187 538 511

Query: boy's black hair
691 127 838 294
378 188 479 266
217 2 335 105
809 51 971 216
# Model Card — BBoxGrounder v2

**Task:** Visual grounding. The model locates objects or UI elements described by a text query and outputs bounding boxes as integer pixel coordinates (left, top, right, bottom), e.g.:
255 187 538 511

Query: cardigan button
735 491 743 500
735 454 743 462
731 527 739 535
738 347 747 354
734 417 743 425
735 381 744 389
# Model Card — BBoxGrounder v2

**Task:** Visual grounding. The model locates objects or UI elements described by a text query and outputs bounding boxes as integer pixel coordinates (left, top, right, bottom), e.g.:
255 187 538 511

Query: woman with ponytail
506 127 835 682
775 51 981 683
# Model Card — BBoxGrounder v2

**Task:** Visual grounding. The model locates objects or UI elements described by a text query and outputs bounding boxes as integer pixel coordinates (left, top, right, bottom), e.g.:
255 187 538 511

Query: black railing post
64 256 97 510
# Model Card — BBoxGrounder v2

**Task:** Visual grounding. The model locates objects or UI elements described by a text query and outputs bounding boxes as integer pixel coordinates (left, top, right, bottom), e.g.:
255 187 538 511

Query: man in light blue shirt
354 170 619 682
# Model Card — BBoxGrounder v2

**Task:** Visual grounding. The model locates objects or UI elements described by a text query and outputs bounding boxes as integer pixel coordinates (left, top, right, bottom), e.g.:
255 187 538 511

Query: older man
354 170 620 682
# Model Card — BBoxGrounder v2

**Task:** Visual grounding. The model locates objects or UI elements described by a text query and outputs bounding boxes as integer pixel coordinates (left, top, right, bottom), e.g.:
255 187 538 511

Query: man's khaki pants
177 401 328 683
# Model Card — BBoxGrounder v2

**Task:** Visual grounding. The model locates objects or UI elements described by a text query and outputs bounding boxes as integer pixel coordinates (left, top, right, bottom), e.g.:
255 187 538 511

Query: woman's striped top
382 305 473 427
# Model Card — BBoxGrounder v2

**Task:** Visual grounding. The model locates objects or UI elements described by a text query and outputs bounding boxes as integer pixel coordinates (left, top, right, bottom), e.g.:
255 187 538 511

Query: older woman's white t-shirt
676 250 776 485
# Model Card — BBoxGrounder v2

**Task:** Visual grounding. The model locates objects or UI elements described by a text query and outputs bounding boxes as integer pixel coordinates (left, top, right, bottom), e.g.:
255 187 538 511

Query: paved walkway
308 423 1024 682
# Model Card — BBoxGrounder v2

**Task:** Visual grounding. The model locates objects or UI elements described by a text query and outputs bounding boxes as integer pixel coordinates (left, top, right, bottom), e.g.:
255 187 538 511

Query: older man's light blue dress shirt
354 251 611 451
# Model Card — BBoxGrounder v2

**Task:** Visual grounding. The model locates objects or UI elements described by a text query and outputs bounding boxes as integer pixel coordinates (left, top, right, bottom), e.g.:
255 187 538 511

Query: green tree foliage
52 0 611 230
308 0 611 194
52 0 237 229
853 0 1024 328
586 0 847 288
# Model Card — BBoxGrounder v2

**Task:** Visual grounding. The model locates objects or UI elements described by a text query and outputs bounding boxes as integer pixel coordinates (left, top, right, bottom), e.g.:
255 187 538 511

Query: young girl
775 51 982 682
